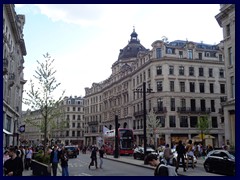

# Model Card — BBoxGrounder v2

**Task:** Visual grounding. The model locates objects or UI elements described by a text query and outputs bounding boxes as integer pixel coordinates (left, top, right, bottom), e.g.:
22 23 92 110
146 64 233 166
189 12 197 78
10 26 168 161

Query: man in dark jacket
50 144 62 176
4 147 23 176
88 145 98 169
175 140 186 172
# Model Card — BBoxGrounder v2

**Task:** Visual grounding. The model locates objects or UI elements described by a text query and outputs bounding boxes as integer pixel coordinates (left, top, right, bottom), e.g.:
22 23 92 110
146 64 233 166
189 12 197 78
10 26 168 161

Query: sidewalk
22 164 62 176
104 155 224 176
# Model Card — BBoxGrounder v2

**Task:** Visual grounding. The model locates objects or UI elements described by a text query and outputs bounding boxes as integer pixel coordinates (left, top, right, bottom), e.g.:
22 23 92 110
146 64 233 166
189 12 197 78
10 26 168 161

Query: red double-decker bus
103 128 134 155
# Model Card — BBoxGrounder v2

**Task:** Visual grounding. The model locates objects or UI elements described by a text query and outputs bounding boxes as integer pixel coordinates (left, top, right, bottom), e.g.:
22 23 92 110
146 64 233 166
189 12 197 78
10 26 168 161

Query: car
64 146 78 158
203 150 235 176
159 149 197 167
133 146 158 160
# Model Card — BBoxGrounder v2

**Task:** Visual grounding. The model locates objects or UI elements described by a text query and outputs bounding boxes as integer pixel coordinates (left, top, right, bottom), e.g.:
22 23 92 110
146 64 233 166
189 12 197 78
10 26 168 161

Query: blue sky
15 4 223 110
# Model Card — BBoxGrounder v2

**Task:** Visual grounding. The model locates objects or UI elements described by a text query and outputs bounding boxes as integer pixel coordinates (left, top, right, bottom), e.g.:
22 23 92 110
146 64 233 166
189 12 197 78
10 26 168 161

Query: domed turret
118 27 147 60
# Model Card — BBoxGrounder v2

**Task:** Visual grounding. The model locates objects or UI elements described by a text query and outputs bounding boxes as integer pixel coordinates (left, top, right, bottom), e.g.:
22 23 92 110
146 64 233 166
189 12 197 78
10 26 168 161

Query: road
67 153 153 176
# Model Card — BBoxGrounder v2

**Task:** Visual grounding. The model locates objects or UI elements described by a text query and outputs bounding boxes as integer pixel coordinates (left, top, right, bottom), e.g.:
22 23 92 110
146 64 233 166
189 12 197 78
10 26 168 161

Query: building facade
3 4 27 147
21 96 85 147
84 29 226 148
215 4 235 148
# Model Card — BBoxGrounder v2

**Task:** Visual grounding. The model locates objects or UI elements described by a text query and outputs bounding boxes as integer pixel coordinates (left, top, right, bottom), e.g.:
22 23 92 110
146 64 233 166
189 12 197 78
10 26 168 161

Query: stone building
84 29 226 148
3 4 27 147
215 4 235 148
21 96 85 147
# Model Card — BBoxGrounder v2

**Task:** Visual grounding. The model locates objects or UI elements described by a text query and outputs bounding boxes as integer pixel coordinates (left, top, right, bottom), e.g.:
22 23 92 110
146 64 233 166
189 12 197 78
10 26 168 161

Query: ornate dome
118 28 147 60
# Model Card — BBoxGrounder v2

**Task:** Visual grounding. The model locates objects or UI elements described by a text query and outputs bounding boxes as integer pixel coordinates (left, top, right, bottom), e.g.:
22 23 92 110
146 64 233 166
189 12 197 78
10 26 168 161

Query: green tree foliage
197 115 210 145
23 53 65 154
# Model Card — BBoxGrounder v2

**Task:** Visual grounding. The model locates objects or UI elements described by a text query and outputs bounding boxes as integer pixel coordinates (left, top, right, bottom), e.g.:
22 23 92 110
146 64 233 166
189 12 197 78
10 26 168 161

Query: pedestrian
185 140 194 169
175 140 186 173
25 147 33 170
99 146 105 168
50 144 62 176
60 148 69 176
3 147 23 176
145 154 177 176
88 145 98 169
3 150 10 165
163 144 173 165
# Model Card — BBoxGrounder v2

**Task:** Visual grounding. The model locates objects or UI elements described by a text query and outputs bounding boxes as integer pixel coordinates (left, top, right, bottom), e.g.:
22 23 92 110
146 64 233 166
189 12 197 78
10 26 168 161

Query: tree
23 53 65 155
146 109 162 148
196 115 210 146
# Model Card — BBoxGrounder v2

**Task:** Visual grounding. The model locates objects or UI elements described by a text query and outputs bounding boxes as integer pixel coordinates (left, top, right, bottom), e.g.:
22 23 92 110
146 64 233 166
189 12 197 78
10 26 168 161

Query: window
200 83 205 93
212 117 218 128
228 47 233 65
219 54 223 62
157 116 165 127
167 48 173 54
188 49 193 59
156 48 162 59
179 51 183 58
190 116 198 128
199 67 204 76
78 107 81 111
219 69 224 78
67 107 70 111
66 115 70 120
210 83 214 93
72 131 75 137
73 107 75 111
72 123 75 128
205 52 210 57
169 116 176 127
77 115 81 120
72 115 76 120
200 99 206 111
230 76 235 98
156 66 162 75
181 98 186 108
170 81 174 92
180 116 188 127
179 66 184 75
66 131 69 137
190 82 195 92
226 24 230 37
169 66 174 75
189 67 194 76
211 100 215 112
191 99 196 111
198 53 202 60
180 82 185 92
220 84 225 94
148 69 151 78
170 98 175 111
209 68 213 77
157 98 163 109
157 81 163 92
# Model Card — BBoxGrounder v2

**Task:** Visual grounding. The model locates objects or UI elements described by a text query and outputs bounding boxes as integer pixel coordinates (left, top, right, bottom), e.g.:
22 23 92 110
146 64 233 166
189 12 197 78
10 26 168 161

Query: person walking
50 144 62 176
99 146 105 168
185 140 194 169
88 145 98 169
60 148 69 176
25 147 33 170
163 144 173 165
175 140 186 173
3 147 23 176
145 154 177 176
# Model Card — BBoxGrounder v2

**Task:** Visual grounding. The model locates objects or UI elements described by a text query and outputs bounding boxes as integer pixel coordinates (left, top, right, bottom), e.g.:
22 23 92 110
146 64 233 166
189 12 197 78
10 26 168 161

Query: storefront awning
3 129 12 135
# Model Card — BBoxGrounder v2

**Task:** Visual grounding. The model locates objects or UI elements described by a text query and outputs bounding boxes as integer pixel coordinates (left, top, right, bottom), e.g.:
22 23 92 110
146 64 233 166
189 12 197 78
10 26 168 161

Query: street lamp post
134 82 153 163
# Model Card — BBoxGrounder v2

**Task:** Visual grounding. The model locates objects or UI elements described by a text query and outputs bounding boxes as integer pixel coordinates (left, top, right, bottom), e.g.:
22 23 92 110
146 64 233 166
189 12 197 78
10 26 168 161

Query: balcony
153 107 167 114
3 58 8 75
133 110 144 117
177 107 211 114
88 121 98 126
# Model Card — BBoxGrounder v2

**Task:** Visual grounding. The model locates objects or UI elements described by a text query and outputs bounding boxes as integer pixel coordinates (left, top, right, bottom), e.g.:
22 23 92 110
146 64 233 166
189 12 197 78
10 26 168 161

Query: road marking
81 173 92 176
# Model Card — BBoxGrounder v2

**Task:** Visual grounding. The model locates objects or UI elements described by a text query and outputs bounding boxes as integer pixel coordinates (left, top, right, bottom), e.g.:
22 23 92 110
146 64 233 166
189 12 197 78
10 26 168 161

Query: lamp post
134 82 153 163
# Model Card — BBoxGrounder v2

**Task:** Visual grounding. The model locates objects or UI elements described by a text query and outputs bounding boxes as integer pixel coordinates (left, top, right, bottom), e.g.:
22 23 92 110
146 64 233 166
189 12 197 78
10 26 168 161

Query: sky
14 4 223 110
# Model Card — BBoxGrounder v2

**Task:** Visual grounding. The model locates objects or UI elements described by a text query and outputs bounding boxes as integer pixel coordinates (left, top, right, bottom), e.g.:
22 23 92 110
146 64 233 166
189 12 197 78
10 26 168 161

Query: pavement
23 155 224 176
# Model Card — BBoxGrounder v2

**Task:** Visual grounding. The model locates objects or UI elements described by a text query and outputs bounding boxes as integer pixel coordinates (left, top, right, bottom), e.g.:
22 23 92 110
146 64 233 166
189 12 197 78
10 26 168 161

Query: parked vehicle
203 150 235 176
159 149 197 167
133 146 158 160
65 146 78 158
